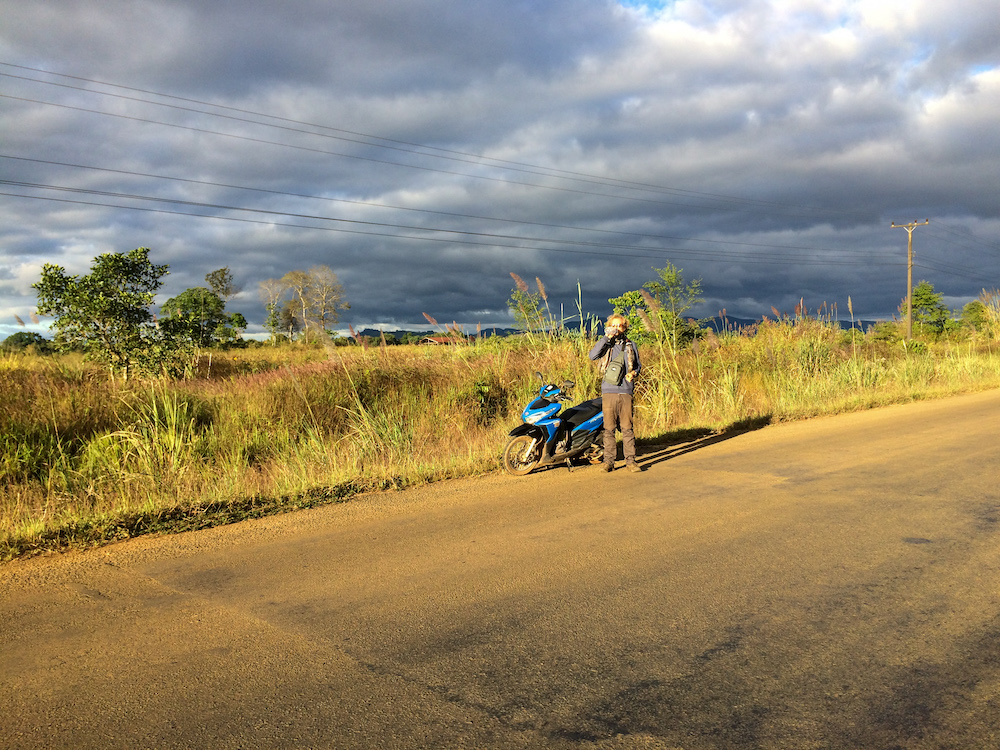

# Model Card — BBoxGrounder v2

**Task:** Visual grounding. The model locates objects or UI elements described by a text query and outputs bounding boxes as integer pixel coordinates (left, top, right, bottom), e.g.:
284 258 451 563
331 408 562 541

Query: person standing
589 314 642 472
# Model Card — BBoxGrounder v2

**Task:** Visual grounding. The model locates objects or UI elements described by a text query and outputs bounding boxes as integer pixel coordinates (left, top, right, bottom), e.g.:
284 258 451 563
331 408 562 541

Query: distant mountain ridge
355 316 882 341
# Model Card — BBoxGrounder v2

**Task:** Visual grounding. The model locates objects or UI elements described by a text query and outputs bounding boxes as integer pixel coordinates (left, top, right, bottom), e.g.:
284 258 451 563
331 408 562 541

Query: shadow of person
634 415 772 469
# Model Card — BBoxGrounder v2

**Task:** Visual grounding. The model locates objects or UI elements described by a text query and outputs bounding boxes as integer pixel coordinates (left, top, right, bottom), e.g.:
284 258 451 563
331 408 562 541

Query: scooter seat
560 398 602 428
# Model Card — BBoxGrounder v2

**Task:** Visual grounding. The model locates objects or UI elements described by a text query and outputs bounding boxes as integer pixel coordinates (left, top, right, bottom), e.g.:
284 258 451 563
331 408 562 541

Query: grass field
3 319 1000 560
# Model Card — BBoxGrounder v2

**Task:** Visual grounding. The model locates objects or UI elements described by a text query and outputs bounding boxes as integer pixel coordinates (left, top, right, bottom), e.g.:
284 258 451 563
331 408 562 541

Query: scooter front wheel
503 435 541 476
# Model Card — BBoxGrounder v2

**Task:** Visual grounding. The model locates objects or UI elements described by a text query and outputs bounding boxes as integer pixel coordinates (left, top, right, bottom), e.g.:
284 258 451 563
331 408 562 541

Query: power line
0 190 784 264
10 66 996 263
6 163 992 280
3 71 736 204
9 92 810 217
0 62 849 217
2 189 903 268
925 222 1000 255
913 259 995 281
5 91 860 225
8 62 1000 257
3 62 997 289
0 154 881 260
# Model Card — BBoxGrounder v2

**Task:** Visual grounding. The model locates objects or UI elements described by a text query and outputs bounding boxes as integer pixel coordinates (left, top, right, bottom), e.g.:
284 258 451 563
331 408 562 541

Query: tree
399 331 428 345
961 300 988 331
610 263 703 352
303 265 349 333
910 280 950 336
258 277 287 343
277 300 301 340
2 331 51 353
33 247 171 378
964 289 1000 339
261 266 350 342
281 269 313 335
607 290 648 338
205 267 240 303
160 287 247 347
643 262 704 352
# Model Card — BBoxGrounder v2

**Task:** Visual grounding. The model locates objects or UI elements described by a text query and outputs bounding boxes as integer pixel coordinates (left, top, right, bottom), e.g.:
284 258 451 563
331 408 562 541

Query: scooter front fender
508 423 547 441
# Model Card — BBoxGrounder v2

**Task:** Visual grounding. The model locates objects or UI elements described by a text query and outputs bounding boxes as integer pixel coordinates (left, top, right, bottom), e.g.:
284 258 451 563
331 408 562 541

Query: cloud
2 0 999 339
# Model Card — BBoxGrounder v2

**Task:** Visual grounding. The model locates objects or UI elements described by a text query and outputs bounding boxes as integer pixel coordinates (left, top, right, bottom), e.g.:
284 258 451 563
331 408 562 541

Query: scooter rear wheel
503 435 541 476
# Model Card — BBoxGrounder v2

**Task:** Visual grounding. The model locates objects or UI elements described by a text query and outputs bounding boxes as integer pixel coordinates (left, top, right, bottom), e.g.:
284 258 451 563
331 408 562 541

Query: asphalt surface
2 390 1000 749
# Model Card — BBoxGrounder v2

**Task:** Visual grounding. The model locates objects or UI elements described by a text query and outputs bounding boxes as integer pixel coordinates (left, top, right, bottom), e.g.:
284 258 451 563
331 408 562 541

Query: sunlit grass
3 323 999 560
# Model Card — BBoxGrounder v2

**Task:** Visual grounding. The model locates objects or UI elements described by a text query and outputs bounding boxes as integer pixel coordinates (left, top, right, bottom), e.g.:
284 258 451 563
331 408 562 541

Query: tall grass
3 320 999 559
632 318 1000 428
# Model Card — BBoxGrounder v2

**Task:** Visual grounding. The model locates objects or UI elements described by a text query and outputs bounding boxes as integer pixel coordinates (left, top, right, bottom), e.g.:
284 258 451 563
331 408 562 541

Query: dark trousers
602 392 636 464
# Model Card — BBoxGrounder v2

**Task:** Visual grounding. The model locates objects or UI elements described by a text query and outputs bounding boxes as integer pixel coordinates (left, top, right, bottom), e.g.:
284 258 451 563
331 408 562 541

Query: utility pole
891 219 929 341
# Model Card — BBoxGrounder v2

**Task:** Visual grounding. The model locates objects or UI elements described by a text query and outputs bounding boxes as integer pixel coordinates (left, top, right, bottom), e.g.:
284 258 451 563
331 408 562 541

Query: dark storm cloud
2 0 633 96
2 0 999 336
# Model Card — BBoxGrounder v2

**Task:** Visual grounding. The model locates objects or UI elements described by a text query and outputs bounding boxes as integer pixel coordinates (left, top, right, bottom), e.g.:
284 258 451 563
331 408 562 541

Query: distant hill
703 317 881 333
354 327 519 340
354 317 882 342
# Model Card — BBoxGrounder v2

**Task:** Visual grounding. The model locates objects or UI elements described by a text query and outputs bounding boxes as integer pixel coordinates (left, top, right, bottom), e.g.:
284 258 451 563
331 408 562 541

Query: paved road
3 390 1000 749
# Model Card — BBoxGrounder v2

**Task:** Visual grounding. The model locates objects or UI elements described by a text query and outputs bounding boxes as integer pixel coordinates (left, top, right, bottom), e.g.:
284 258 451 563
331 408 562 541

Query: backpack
603 350 626 386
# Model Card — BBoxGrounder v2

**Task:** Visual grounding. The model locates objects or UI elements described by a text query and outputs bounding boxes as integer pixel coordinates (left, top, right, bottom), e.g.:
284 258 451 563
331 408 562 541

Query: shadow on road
635 415 773 469
530 416 773 474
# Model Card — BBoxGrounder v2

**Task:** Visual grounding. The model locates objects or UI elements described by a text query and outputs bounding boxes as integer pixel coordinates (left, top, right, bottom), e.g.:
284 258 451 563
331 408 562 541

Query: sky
2 0 999 338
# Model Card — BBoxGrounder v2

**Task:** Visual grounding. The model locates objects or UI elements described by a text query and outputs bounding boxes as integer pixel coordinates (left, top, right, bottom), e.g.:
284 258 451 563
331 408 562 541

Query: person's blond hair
606 314 629 332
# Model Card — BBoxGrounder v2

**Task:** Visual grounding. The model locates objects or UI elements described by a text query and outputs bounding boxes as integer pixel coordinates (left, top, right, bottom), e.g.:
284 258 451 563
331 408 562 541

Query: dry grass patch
3 326 999 560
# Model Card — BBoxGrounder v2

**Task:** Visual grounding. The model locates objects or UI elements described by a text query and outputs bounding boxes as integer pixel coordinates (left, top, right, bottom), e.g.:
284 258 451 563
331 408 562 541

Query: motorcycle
502 372 604 475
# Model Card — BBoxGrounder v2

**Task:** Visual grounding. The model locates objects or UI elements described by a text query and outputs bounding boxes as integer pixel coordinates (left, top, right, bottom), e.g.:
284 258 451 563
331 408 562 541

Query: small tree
610 263 703 352
33 247 172 378
643 262 704 352
160 287 247 347
961 300 988 333
910 280 950 337
258 278 287 343
206 266 240 303
607 290 648 339
278 300 301 340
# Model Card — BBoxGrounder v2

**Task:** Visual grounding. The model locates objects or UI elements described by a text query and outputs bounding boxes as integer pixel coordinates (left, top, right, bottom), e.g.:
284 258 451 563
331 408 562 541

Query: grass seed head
639 288 662 314
636 307 658 334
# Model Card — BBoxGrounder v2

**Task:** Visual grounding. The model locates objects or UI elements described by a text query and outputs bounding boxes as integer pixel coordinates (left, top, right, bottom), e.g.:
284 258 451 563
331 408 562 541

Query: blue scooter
502 372 605 475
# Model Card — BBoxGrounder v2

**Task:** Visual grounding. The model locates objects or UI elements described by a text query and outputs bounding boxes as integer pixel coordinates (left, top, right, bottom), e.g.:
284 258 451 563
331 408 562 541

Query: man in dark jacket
589 314 642 472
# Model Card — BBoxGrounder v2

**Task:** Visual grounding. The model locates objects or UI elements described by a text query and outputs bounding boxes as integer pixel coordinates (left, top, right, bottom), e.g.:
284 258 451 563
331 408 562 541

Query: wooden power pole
891 219 929 341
